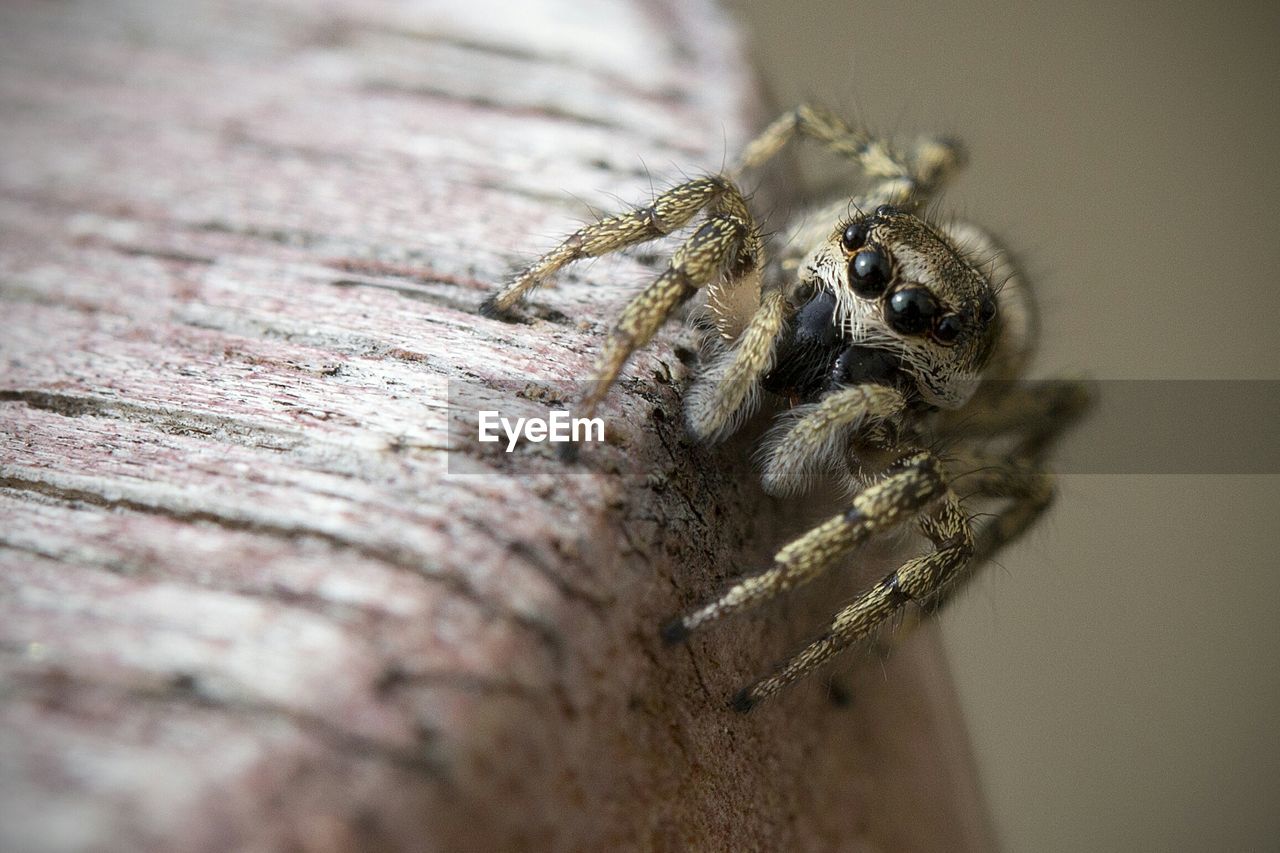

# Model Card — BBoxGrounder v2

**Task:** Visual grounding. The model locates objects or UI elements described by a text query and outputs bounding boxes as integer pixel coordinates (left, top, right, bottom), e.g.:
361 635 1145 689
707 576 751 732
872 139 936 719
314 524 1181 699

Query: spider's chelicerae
482 104 1088 711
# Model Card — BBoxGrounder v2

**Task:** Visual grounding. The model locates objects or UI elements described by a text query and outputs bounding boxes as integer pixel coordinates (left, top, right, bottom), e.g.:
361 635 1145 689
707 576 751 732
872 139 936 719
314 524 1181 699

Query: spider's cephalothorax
482 104 1087 711
763 204 1001 411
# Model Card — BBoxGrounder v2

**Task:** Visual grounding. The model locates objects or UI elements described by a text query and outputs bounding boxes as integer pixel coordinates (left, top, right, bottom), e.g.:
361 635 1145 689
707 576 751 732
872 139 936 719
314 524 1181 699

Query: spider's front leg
732 497 974 711
916 453 1056 620
481 174 766 457
574 200 762 424
757 384 908 495
661 448 949 646
480 176 752 318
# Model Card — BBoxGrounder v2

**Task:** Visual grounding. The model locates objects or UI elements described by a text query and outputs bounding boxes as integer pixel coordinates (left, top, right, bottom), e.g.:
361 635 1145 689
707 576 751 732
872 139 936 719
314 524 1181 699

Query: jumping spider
482 104 1087 711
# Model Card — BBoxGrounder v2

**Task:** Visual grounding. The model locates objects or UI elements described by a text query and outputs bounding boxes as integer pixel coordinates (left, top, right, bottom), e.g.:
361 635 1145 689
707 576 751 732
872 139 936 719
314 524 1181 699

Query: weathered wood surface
0 1 994 850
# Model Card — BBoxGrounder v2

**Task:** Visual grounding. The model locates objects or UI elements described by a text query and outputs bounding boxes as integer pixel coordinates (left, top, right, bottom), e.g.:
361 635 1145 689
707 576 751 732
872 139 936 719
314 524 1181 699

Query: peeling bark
0 1 994 850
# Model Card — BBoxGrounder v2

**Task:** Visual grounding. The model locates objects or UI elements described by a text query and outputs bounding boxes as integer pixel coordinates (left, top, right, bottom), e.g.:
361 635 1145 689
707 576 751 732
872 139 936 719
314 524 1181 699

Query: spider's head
809 204 1000 408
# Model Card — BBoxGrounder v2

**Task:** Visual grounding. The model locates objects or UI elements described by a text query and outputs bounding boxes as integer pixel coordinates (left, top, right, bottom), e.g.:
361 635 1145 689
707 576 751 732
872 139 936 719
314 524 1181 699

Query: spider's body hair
482 103 1088 710
742 205 1003 414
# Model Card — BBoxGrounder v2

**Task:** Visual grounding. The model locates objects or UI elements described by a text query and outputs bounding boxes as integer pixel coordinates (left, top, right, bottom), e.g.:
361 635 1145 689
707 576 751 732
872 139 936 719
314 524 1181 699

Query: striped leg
733 498 974 711
873 455 1056 658
481 176 746 317
733 103 965 211
662 450 948 645
683 285 789 442
575 209 761 423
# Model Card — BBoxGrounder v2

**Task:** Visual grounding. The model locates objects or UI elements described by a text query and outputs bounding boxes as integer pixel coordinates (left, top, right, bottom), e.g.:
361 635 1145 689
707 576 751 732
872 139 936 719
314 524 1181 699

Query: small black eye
849 248 892 297
886 288 939 335
841 222 866 252
933 313 962 345
875 204 899 217
978 294 997 325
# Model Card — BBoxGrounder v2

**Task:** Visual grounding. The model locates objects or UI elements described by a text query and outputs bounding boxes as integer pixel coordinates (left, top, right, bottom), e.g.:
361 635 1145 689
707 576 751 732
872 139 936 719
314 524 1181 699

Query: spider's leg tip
478 295 506 319
729 687 758 714
659 617 689 646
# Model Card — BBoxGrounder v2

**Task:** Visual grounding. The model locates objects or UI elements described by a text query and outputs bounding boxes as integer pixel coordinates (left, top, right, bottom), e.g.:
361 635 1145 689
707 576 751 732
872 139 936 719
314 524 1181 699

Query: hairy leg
734 103 965 211
481 176 748 317
757 383 907 496
732 497 973 710
876 454 1055 652
935 454 1056 606
683 284 789 442
940 379 1092 461
662 450 948 643
576 209 761 421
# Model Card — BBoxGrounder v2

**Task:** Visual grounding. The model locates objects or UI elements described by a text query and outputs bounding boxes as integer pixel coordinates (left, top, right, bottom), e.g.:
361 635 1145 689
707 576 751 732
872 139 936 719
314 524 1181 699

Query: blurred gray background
730 1 1280 849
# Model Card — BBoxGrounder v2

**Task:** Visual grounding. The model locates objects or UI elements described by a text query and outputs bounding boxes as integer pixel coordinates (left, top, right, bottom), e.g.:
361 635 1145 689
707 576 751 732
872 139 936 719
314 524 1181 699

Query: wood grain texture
0 1 994 850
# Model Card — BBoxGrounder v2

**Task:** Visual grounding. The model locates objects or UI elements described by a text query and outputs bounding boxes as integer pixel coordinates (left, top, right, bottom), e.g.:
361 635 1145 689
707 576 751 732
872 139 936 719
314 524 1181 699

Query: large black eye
886 288 939 335
849 248 892 297
933 313 962 345
841 222 866 252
